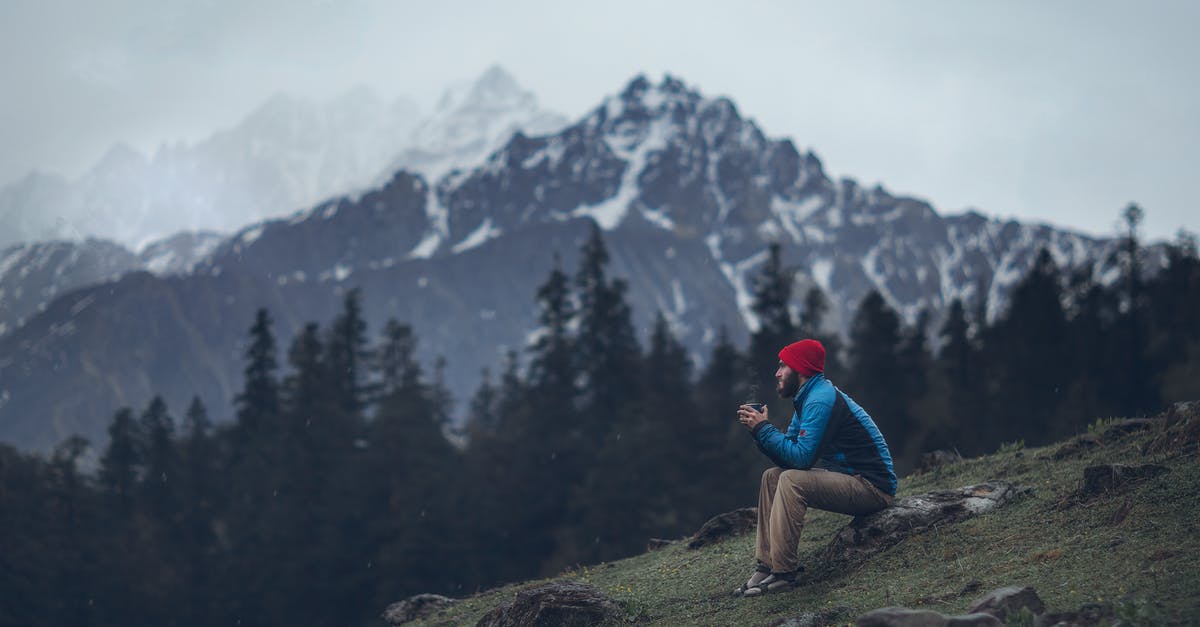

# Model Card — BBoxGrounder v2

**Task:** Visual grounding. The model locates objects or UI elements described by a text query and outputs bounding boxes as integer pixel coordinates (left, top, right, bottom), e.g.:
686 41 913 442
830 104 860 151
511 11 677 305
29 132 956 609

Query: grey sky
2 0 1197 240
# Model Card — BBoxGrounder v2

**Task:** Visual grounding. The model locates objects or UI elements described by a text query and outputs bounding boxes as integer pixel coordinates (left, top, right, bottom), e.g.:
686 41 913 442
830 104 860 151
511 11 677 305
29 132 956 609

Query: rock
686 507 757 549
856 607 951 626
960 580 983 595
946 614 1006 626
1051 433 1102 460
855 607 1002 626
475 582 622 627
646 537 675 551
1144 400 1200 455
768 605 852 626
382 593 457 625
1100 418 1157 440
967 586 1045 621
916 450 963 473
819 482 1031 570
1034 602 1116 626
1080 464 1168 498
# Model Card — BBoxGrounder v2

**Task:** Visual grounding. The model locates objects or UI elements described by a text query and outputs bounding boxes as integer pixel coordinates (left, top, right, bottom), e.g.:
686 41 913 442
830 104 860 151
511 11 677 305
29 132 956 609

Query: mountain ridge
0 73 1154 453
0 66 566 251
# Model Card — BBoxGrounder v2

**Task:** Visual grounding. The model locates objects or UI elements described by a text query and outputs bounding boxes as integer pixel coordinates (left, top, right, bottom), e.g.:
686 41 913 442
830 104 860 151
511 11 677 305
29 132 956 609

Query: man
734 338 896 597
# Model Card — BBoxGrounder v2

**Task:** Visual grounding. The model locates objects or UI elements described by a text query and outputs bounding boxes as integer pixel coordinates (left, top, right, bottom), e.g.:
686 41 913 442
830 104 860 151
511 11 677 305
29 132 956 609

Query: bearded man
734 339 897 596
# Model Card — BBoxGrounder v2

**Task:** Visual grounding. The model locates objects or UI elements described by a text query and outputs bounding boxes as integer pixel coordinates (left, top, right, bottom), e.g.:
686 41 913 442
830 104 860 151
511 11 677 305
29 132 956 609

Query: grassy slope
413 425 1200 626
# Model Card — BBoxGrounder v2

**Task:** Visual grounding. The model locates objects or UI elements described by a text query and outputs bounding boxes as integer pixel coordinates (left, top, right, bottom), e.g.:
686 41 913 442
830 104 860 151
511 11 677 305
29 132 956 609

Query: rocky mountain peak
92 142 148 173
237 92 316 137
604 74 705 126
432 66 532 118
395 67 567 186
465 65 532 111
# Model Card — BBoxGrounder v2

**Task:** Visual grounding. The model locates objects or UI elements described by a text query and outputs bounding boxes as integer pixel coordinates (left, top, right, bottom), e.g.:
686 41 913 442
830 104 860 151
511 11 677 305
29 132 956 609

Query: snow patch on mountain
811 258 833 292
0 247 23 278
671 279 688 315
452 218 501 253
641 207 675 230
241 224 265 245
573 116 671 229
409 184 448 259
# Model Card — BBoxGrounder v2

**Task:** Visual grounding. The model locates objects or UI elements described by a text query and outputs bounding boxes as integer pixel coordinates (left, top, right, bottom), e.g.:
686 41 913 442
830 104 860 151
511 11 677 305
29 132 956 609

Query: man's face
775 361 801 398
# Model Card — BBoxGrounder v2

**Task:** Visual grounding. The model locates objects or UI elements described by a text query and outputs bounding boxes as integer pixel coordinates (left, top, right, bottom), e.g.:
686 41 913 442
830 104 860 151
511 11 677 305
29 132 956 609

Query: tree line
2 207 1198 625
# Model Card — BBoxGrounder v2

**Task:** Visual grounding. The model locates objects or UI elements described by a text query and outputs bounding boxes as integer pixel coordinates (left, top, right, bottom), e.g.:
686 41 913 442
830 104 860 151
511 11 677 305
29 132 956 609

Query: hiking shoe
733 562 772 596
740 570 798 597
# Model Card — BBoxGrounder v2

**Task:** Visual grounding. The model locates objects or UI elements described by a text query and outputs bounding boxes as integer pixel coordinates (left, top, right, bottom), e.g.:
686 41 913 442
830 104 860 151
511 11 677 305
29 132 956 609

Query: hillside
396 405 1200 626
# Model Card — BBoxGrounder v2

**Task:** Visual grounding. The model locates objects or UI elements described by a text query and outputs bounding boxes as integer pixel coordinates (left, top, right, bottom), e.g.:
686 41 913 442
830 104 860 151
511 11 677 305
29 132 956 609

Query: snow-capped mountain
0 66 565 251
0 232 224 336
0 74 1139 453
383 65 569 183
0 66 565 336
415 74 1127 330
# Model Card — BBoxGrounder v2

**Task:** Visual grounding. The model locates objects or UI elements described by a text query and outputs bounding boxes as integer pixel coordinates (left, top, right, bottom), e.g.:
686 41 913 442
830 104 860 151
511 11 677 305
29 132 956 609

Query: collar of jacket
792 372 826 408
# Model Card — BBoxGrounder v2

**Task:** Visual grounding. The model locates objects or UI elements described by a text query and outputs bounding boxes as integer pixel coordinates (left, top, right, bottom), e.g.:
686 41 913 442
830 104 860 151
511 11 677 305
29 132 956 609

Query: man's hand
738 404 768 430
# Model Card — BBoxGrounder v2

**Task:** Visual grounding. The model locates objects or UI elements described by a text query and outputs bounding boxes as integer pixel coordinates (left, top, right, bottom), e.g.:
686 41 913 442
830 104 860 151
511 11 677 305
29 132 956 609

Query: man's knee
761 466 784 484
777 469 814 512
778 469 814 496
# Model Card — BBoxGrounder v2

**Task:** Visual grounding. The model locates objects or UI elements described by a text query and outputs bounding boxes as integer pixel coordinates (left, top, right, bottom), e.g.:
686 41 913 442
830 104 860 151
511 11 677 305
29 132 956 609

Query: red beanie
779 339 825 377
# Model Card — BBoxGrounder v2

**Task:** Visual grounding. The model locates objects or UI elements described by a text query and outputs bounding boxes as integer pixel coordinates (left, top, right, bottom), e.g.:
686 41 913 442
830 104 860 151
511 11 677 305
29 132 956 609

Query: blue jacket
750 373 898 495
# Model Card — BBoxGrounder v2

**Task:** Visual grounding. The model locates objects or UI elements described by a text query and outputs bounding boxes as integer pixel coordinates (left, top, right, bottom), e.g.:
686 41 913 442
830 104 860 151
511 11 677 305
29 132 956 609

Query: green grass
410 426 1200 626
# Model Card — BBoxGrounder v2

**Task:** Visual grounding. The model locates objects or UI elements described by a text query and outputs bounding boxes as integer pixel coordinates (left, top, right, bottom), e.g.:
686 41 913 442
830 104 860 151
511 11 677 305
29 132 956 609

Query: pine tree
575 224 642 435
234 308 281 440
897 310 933 459
461 350 540 587
178 396 218 626
135 396 183 624
225 311 290 626
798 285 846 382
848 291 910 456
282 323 325 416
901 310 951 460
326 287 370 417
95 407 158 624
694 327 760 512
98 408 142 510
748 243 797 395
931 299 984 454
378 318 420 397
47 435 101 626
1114 203 1157 414
559 226 645 568
529 254 577 418
1060 265 1122 433
363 324 461 606
640 312 705 528
137 396 178 521
989 248 1070 443
1149 231 1200 401
484 257 583 577
465 367 499 441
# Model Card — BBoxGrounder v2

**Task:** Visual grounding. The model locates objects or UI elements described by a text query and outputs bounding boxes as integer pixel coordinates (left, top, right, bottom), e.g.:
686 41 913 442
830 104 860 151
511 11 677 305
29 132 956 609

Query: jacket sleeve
750 399 833 469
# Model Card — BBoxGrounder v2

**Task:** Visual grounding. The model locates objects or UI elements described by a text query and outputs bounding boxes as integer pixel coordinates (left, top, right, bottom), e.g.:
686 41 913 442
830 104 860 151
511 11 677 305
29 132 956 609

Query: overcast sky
2 0 1196 240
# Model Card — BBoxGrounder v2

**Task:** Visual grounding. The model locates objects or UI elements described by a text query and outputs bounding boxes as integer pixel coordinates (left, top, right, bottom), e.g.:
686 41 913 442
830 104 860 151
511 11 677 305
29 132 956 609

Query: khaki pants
756 467 893 573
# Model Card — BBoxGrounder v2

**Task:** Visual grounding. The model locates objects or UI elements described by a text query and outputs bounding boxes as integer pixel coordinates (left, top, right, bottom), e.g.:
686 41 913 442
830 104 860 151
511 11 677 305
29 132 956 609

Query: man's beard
777 370 801 399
